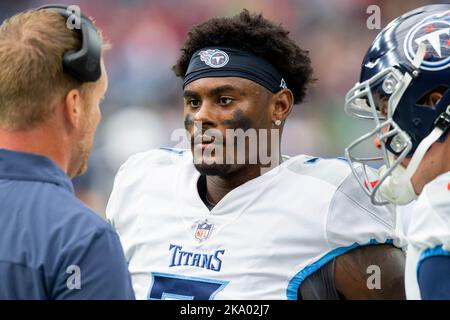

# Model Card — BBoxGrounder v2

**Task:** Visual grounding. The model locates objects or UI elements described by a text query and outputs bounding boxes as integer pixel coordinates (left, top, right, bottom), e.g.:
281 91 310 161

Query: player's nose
373 125 389 150
373 135 382 149
193 101 216 125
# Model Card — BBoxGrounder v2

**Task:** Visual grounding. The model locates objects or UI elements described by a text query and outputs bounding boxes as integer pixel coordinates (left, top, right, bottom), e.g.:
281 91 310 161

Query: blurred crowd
0 0 441 214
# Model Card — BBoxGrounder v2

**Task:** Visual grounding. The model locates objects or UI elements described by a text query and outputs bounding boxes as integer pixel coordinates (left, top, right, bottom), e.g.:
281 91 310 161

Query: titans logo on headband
404 10 450 71
199 49 229 68
184 47 284 93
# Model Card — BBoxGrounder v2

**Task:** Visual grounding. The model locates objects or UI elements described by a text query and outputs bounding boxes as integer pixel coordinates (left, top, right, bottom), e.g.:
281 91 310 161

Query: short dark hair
173 9 314 105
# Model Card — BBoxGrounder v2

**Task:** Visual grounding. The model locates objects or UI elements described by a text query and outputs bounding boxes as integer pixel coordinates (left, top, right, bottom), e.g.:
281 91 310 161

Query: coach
0 6 134 299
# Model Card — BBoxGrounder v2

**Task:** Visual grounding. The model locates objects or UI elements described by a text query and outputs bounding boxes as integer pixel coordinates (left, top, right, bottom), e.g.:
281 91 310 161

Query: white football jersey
396 201 416 242
405 171 450 300
106 148 404 300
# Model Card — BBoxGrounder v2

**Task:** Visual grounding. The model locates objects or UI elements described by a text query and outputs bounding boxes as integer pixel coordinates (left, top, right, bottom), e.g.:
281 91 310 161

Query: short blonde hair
0 9 104 130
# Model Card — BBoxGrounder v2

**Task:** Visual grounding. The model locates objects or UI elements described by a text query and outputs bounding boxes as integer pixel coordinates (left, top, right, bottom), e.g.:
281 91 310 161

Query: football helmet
345 4 450 205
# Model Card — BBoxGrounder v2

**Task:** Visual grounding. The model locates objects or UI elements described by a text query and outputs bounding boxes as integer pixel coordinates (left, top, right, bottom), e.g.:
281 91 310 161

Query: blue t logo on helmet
404 11 450 71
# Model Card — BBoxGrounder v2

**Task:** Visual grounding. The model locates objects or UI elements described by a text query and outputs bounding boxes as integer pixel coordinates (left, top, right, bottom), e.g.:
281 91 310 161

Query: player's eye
218 97 233 106
187 99 201 108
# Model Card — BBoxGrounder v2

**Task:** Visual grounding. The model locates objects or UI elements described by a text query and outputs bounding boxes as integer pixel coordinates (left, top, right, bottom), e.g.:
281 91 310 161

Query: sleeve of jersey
106 149 181 260
325 171 405 250
106 150 161 236
407 173 450 253
105 155 135 235
417 254 450 299
105 150 158 265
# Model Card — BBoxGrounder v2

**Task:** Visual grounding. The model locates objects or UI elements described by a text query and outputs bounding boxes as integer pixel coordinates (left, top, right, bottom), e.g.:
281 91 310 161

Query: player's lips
191 134 224 149
192 136 214 149
201 135 214 143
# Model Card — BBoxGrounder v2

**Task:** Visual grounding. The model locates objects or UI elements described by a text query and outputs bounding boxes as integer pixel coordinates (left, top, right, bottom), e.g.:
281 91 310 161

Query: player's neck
205 161 278 205
444 142 450 173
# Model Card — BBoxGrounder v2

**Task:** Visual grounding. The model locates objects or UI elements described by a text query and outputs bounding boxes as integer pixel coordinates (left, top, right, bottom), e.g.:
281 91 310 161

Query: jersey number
148 272 228 300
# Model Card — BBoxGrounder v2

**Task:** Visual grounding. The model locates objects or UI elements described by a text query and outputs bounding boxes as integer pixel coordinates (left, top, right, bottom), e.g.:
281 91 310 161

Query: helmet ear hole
416 85 449 107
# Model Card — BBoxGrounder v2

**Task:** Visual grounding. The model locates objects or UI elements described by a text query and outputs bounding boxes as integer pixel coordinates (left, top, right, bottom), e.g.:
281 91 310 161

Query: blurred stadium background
0 0 441 215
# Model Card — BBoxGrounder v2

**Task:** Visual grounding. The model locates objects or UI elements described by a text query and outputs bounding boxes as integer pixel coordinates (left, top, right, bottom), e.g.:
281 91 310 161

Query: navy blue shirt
0 149 135 299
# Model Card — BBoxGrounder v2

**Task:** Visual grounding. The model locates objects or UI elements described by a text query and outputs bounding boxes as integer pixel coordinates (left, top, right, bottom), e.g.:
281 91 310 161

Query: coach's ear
271 88 293 126
64 89 83 129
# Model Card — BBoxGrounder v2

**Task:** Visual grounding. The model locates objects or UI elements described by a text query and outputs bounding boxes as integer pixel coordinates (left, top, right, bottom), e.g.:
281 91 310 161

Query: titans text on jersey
169 244 225 272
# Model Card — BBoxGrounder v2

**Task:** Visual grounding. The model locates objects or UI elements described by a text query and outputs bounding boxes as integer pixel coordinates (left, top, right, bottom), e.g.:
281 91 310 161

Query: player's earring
274 119 282 126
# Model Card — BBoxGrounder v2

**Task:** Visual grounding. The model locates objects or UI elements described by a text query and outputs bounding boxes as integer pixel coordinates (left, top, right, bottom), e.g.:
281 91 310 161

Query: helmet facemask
344 44 428 205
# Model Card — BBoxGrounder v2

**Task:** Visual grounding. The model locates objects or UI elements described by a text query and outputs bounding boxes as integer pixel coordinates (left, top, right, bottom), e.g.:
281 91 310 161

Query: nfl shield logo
195 222 214 242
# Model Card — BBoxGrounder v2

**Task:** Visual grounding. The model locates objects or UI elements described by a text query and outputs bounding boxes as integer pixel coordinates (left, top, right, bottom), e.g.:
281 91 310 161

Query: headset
38 4 101 82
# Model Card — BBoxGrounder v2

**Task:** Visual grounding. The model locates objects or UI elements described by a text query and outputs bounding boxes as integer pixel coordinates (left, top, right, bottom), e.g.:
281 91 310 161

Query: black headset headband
38 4 101 82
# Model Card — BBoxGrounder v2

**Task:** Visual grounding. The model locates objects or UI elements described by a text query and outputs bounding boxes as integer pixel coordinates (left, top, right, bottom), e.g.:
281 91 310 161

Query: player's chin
193 162 235 176
191 144 234 175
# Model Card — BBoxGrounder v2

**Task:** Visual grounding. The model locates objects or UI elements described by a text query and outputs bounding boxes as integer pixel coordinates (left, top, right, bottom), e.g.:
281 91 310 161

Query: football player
107 9 405 300
344 4 450 299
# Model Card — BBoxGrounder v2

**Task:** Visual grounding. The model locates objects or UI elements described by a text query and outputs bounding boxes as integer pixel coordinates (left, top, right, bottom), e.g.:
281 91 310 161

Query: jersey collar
0 148 74 193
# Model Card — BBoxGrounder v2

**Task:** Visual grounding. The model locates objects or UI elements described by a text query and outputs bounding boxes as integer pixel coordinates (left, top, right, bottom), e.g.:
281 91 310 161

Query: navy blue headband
183 47 287 93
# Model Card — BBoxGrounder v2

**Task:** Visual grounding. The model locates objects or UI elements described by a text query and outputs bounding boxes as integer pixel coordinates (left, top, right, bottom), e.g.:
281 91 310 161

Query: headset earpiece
38 4 101 82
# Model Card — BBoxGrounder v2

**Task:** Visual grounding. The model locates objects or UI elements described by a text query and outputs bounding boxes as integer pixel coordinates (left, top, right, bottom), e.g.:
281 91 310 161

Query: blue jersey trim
161 293 195 300
336 157 349 163
159 147 187 156
303 156 349 165
417 245 450 277
303 157 320 164
286 239 394 300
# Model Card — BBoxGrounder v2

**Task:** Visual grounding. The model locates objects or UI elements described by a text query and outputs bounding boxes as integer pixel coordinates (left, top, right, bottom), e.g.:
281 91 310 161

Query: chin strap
378 155 418 205
412 43 427 69
404 128 444 179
